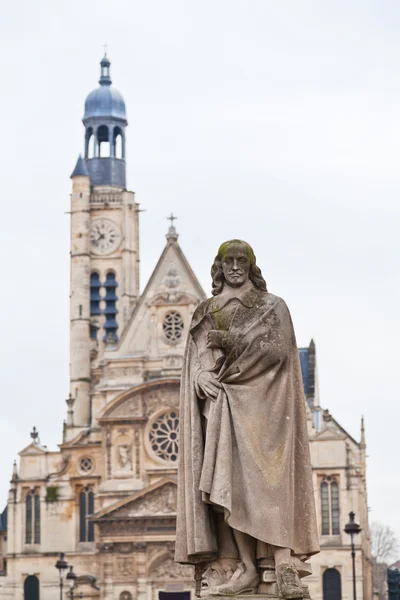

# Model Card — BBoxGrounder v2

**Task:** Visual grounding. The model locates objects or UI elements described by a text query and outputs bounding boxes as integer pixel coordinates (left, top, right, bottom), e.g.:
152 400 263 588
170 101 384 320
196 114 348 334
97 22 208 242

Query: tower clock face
89 218 121 255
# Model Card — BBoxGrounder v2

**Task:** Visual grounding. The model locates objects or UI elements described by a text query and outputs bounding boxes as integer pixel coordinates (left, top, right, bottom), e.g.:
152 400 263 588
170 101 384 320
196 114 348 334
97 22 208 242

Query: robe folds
175 287 320 565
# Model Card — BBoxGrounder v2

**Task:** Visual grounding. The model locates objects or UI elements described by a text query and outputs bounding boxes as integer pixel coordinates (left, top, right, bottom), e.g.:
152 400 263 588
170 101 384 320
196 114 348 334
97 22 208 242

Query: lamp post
344 511 362 600
66 565 77 600
55 553 68 600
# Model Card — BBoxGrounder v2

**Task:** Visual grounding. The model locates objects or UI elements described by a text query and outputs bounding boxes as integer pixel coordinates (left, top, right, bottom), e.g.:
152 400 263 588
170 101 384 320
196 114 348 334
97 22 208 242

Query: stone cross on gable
166 213 179 241
167 213 177 227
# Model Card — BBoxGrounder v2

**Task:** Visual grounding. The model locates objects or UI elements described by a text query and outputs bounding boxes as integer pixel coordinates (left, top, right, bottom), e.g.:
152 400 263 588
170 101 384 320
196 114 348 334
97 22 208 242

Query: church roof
70 154 89 178
83 54 126 122
298 339 316 401
117 223 206 353
0 506 7 532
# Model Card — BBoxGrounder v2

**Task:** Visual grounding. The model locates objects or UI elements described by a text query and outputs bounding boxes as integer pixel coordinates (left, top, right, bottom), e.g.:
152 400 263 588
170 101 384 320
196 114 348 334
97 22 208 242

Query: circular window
149 410 180 462
78 457 94 474
163 311 184 343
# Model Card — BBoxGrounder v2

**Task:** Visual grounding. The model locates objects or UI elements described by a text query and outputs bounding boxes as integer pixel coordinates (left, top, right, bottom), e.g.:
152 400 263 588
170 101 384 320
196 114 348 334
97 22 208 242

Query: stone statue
118 444 132 472
175 240 319 599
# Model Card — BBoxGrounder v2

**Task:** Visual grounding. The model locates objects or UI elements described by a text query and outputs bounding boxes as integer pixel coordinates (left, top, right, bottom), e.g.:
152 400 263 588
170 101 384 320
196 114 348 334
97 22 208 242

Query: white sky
0 0 399 544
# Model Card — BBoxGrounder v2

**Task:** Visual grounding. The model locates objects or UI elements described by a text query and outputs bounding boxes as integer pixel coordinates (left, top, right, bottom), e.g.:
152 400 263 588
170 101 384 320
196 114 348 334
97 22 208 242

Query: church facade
0 56 372 600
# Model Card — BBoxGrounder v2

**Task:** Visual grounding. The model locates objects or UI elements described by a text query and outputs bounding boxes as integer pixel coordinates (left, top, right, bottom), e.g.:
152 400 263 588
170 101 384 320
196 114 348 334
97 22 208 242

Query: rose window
79 457 93 474
149 410 180 462
163 311 184 343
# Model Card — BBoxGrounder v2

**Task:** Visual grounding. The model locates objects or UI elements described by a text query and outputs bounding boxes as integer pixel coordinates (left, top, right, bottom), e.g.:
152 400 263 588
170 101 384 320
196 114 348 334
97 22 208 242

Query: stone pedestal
201 596 280 600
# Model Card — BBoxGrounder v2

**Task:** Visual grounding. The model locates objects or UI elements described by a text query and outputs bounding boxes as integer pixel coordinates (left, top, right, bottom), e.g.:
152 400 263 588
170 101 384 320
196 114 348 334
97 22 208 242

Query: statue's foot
212 563 259 595
276 564 304 600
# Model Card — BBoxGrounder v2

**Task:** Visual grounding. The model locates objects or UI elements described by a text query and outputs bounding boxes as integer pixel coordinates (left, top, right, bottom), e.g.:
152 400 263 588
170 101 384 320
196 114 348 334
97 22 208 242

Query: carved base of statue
196 555 312 600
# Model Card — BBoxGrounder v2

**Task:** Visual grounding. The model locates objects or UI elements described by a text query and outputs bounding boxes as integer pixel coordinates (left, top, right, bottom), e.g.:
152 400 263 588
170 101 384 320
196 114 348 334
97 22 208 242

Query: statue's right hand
197 371 222 400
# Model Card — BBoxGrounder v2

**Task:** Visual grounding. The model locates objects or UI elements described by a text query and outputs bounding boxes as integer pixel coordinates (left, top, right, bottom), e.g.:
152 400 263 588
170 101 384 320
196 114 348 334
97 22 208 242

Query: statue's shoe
276 564 304 600
211 569 259 596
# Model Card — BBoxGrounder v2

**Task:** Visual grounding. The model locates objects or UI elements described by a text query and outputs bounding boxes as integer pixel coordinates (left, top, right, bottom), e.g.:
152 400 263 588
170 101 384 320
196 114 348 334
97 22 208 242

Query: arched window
79 487 94 542
25 490 40 544
103 272 118 343
323 568 341 600
24 575 39 600
97 125 110 158
85 127 94 159
113 127 123 159
320 478 340 535
90 272 102 340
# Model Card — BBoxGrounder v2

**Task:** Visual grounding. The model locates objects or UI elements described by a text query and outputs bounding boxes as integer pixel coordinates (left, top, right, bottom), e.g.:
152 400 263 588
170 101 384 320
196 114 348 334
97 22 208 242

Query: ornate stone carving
163 354 183 369
118 444 133 472
116 556 135 578
147 543 167 561
115 543 133 554
163 263 181 289
132 542 147 552
151 557 194 580
119 592 133 600
99 521 145 536
117 483 177 517
200 560 239 596
144 389 179 417
106 366 141 379
108 396 142 419
134 428 140 478
100 542 114 553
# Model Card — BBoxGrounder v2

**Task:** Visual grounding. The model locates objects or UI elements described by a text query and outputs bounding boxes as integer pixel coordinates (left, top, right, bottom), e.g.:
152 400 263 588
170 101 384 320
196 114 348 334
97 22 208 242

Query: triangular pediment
94 477 177 520
312 426 346 441
113 239 206 358
19 442 47 456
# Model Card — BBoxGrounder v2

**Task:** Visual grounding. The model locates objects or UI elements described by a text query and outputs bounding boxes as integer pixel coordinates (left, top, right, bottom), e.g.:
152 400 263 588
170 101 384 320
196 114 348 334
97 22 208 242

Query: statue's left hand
207 330 224 349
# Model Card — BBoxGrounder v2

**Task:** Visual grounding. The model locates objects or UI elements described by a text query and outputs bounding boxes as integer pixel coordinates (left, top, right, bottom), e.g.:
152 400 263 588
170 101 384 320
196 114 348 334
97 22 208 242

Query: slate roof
71 155 89 178
0 506 7 532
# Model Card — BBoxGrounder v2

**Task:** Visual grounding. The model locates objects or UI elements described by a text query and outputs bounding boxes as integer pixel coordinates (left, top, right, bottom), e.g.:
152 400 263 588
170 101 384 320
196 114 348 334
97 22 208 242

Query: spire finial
66 393 75 427
166 213 179 242
99 50 111 86
12 460 18 481
30 426 39 445
360 415 366 447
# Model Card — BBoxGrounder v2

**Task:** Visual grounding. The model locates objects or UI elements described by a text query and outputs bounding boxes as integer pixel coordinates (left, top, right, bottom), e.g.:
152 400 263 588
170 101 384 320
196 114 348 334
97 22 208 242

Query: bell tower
83 54 127 187
68 54 140 433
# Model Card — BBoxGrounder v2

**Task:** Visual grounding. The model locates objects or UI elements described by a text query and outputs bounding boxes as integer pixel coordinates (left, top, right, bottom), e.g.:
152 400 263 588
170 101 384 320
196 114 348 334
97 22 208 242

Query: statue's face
221 243 251 288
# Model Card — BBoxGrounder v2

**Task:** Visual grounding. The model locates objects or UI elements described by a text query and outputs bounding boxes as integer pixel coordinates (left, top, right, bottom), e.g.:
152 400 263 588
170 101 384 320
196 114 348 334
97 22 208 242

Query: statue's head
211 239 267 296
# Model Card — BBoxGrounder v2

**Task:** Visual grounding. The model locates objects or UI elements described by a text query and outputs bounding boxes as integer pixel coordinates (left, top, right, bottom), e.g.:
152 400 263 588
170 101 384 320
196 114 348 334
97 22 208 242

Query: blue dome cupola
82 54 128 187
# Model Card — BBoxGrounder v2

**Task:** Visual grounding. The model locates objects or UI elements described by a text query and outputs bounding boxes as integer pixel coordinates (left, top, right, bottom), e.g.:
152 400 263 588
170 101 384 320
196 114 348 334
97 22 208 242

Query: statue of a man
175 240 319 598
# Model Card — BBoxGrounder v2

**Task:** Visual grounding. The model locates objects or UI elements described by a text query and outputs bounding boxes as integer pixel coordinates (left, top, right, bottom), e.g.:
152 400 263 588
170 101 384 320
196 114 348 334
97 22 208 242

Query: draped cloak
175 286 320 565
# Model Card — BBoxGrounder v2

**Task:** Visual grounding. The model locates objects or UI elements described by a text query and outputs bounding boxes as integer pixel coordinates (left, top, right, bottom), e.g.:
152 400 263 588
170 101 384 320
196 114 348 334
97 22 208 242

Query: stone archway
24 575 39 600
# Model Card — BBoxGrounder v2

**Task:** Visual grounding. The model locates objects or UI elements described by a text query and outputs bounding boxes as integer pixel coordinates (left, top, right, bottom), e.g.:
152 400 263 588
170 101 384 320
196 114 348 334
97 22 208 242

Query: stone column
70 173 91 426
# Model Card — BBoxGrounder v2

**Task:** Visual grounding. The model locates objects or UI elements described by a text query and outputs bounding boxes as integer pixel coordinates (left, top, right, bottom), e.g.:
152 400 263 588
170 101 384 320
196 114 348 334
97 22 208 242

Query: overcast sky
1 0 399 546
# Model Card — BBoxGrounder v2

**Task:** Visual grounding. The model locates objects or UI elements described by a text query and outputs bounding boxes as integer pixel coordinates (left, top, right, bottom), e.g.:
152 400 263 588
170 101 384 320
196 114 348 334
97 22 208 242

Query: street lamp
55 553 68 600
66 565 77 600
344 511 362 600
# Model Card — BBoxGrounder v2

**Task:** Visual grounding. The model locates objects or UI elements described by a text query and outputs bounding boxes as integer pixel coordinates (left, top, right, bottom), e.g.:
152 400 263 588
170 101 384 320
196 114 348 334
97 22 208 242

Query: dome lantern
81 54 128 187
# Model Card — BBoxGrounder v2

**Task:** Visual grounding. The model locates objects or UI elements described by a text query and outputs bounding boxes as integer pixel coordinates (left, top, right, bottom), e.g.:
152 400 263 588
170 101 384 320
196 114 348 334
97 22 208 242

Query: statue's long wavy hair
211 239 267 296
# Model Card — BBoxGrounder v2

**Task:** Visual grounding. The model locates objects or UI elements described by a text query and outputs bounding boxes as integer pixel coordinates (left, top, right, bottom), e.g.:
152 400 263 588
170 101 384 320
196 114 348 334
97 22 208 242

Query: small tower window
90 272 102 340
85 127 94 159
320 478 340 535
25 490 40 544
97 125 110 158
103 272 118 343
79 487 94 542
113 127 123 159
